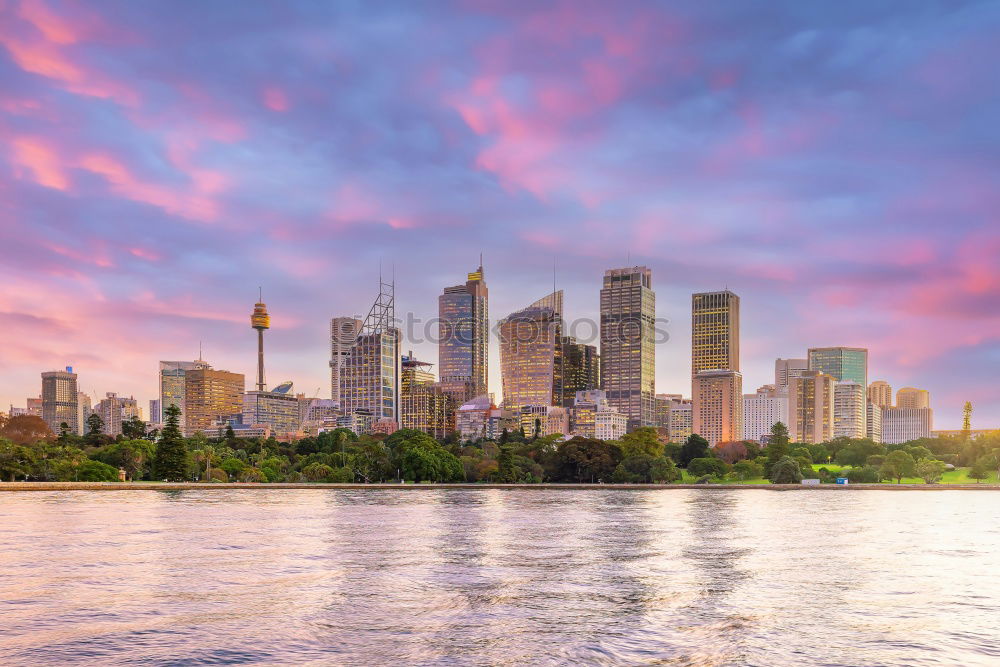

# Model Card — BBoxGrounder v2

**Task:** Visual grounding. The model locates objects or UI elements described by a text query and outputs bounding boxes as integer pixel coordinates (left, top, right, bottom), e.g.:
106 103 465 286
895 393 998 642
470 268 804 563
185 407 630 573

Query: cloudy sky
1 0 998 428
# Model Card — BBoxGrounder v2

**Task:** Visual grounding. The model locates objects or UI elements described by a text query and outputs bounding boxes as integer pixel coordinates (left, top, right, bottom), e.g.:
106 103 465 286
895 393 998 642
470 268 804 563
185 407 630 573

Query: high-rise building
160 360 211 432
601 267 655 430
561 336 599 407
807 347 868 387
667 399 694 443
882 407 933 444
896 387 930 410
867 381 893 408
787 370 835 443
692 370 743 446
184 368 245 436
833 381 866 439
77 392 92 435
775 358 808 388
96 392 140 436
743 386 789 443
149 399 161 426
41 368 78 435
499 291 563 411
438 263 489 405
866 402 883 443
339 277 401 426
692 290 740 377
330 317 362 403
400 353 450 438
26 396 43 417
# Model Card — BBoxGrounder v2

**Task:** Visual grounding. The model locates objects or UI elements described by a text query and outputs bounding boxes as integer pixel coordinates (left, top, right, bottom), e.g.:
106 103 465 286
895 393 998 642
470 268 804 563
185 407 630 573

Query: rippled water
1 490 999 666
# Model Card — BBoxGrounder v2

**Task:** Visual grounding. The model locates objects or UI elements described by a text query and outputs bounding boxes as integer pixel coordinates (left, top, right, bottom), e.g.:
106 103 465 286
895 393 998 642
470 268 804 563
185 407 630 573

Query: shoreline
2 482 999 491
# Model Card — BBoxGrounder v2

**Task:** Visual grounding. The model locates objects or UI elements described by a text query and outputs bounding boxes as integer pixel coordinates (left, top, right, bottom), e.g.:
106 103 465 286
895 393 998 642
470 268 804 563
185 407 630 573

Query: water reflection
1 490 999 666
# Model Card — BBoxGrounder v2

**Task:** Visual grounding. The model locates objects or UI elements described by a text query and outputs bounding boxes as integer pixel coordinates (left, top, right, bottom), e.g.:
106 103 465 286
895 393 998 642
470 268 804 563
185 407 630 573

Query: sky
1 0 998 429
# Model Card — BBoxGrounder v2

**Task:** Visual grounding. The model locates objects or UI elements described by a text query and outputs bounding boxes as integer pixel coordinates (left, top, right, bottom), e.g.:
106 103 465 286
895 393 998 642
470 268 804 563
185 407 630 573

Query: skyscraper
601 267 655 430
77 392 92 435
330 317 362 403
400 352 450 438
692 369 743 445
438 263 489 404
775 358 808 388
787 370 835 443
692 290 740 377
868 380 893 408
743 385 789 443
807 347 868 387
561 336 600 407
184 368 245 436
499 291 563 411
41 368 78 435
896 387 930 409
96 392 140 436
833 382 866 439
339 276 401 427
159 360 211 432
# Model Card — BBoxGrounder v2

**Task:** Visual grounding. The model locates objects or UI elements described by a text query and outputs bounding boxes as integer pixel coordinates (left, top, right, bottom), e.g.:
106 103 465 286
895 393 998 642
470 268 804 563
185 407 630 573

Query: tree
961 401 972 442
553 437 622 482
532 418 542 441
768 456 802 484
192 444 216 481
620 428 664 458
0 438 36 481
651 457 680 483
713 441 748 464
688 457 728 478
122 415 147 440
969 457 991 484
152 404 188 481
678 434 710 468
766 422 790 468
86 413 105 438
77 460 120 482
915 458 946 484
732 460 763 481
496 445 517 482
0 415 53 446
880 450 915 484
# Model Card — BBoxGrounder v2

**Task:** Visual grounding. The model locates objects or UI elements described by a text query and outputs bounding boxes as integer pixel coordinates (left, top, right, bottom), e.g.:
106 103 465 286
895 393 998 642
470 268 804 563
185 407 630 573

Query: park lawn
677 469 770 484
811 463 999 484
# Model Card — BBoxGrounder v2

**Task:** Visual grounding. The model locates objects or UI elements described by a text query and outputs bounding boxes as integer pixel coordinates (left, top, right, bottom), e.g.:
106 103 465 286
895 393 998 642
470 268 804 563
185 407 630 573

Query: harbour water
1 489 998 665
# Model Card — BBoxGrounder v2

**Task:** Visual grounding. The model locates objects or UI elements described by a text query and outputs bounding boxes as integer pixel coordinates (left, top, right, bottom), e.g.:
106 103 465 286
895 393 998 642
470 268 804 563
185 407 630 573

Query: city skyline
1 1 998 429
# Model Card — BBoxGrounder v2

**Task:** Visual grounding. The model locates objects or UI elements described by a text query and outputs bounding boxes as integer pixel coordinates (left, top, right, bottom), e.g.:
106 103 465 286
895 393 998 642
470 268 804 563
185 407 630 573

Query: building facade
184 368 245 436
867 380 893 408
41 368 78 435
833 381 866 439
866 401 883 443
807 347 868 387
882 407 933 444
787 370 835 443
692 370 743 446
438 264 489 404
330 317 363 404
896 387 930 410
561 336 600 406
775 358 808 388
96 392 140 436
600 267 656 430
692 291 740 377
743 386 789 443
400 353 451 438
499 291 563 411
242 389 302 434
160 360 211 433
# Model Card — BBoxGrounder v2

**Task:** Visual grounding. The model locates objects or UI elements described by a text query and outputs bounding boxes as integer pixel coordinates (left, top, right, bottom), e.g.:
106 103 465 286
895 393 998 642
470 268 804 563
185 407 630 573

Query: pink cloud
262 86 290 112
11 136 69 190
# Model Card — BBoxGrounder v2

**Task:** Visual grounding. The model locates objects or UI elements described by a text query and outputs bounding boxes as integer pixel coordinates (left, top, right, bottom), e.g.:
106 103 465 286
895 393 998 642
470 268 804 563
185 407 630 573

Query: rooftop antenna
198 340 203 362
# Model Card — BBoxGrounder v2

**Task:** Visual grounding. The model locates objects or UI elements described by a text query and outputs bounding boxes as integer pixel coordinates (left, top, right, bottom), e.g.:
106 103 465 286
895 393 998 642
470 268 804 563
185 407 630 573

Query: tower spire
251 292 270 392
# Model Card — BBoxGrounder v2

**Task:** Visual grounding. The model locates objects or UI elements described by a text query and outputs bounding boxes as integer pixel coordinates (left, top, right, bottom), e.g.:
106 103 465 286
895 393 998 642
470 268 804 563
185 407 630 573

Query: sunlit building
868 380 893 408
339 277 401 428
667 399 693 443
866 402 883 443
400 353 451 439
499 291 563 411
743 386 789 443
775 358 808 388
160 360 211 432
439 263 489 405
26 396 43 417
561 336 600 406
456 394 493 441
896 387 930 410
78 392 92 435
882 407 933 444
595 408 628 441
693 369 743 445
692 291 740 377
330 317 362 403
601 267 656 430
184 368 245 436
788 370 835 443
41 368 78 435
833 381 866 439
